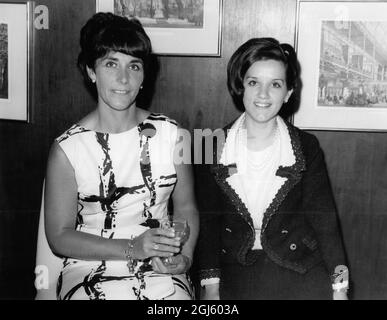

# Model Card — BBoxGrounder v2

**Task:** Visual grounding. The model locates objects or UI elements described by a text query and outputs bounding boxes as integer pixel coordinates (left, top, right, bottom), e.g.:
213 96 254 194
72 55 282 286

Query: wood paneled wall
0 0 95 299
152 0 297 130
0 0 386 299
313 130 387 299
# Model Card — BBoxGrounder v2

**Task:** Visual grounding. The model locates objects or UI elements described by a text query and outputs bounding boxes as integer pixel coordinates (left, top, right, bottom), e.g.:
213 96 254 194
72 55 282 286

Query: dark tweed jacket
195 118 347 283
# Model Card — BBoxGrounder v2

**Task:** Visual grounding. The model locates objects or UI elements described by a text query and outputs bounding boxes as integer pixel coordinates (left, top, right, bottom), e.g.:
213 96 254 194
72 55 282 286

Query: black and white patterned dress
55 113 193 300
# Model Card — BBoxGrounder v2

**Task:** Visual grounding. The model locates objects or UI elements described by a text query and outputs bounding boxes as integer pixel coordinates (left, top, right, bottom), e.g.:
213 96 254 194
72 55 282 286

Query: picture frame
96 0 223 56
294 0 387 131
0 1 33 122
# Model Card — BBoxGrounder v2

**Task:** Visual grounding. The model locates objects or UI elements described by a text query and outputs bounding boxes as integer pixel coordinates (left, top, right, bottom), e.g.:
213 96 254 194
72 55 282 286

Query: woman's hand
200 283 220 300
132 228 181 260
151 254 192 275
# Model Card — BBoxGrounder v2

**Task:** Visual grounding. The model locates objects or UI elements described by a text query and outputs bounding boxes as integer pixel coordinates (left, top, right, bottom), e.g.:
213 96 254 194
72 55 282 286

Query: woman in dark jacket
196 38 349 300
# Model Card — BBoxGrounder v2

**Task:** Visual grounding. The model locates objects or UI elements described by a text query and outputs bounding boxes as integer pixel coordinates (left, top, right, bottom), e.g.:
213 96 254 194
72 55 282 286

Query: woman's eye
105 61 116 67
129 64 142 71
272 82 282 88
247 80 257 86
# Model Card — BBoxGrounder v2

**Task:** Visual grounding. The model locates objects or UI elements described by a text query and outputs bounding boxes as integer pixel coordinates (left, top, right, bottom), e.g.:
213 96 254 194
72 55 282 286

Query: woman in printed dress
44 12 198 300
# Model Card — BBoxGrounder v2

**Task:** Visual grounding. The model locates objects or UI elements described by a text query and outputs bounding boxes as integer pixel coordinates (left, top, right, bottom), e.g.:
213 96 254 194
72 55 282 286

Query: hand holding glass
159 218 190 265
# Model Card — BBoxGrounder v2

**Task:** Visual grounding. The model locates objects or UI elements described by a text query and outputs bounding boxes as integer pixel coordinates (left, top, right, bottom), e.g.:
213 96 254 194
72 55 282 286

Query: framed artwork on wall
96 0 223 56
0 1 33 122
294 0 387 131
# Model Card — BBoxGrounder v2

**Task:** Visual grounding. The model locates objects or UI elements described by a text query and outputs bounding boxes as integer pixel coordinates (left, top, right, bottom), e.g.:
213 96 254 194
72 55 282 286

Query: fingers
157 254 189 275
148 245 178 258
151 254 192 275
151 257 169 274
152 242 180 253
153 234 180 248
152 256 180 274
136 228 182 259
145 237 180 258
149 229 181 254
152 227 177 239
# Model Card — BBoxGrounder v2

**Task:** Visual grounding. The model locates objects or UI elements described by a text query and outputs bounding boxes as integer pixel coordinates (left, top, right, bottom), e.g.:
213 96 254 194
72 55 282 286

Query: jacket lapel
210 123 256 235
261 121 306 232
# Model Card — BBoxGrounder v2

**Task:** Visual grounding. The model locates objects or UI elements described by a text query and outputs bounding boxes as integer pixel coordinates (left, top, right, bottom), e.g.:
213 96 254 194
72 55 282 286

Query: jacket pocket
302 236 318 251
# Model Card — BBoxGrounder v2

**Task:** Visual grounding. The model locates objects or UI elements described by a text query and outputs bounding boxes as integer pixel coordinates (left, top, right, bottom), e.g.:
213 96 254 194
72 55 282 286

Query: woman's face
242 59 293 126
87 51 144 112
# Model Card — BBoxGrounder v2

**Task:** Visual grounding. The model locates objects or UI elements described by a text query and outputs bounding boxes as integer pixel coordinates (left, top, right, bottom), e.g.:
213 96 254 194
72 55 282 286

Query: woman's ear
284 89 293 103
86 66 96 83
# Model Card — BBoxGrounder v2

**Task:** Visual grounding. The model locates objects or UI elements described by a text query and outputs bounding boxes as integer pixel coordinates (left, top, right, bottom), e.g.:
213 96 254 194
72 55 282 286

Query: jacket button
290 243 297 251
281 229 288 234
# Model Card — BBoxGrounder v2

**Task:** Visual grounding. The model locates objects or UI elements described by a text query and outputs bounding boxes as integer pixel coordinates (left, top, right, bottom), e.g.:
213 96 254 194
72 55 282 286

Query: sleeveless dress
55 113 194 300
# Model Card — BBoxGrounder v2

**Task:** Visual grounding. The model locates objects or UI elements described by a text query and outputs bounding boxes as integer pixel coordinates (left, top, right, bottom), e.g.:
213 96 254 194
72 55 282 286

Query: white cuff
332 280 349 291
200 277 220 287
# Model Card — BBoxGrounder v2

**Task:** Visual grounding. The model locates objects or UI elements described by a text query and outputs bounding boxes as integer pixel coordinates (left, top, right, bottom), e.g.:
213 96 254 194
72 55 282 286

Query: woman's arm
152 159 199 274
45 142 180 261
171 159 199 262
152 127 199 274
301 134 349 299
194 134 224 299
170 126 199 262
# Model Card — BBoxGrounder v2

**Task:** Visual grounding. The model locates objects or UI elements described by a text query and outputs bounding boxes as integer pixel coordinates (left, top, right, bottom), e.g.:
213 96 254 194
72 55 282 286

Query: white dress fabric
55 113 194 300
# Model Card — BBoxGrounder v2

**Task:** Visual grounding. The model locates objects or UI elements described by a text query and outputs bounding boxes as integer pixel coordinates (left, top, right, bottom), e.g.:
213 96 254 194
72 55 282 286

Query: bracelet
125 236 137 273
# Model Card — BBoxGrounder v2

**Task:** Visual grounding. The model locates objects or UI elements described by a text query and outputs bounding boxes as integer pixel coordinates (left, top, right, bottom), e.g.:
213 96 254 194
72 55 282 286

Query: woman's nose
257 85 269 99
117 68 129 84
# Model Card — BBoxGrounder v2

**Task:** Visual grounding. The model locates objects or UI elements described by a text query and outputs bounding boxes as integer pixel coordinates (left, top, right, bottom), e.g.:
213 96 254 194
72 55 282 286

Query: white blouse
221 114 296 247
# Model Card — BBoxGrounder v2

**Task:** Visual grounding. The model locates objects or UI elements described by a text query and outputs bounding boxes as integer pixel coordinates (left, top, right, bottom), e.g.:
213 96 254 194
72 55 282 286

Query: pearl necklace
235 114 281 172
233 114 282 234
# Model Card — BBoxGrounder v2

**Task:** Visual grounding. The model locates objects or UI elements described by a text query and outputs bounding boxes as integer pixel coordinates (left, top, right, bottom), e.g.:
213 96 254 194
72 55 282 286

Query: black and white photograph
0 23 8 100
114 0 204 29
0 1 31 122
1 0 387 306
295 0 387 131
318 21 387 109
97 0 222 55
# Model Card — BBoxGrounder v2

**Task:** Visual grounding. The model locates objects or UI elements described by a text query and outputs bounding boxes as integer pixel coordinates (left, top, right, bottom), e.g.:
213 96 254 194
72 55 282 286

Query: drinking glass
159 217 190 265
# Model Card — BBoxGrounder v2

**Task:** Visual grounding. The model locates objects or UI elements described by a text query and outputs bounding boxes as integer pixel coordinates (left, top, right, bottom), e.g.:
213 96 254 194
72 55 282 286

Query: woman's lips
254 102 271 107
113 90 130 94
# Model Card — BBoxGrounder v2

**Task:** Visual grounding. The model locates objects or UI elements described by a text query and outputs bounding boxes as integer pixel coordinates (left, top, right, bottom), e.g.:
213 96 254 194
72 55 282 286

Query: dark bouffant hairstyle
77 12 155 103
227 37 300 111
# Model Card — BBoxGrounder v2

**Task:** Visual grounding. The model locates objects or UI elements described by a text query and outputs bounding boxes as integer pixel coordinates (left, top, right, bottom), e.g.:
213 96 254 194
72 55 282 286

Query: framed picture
294 0 387 131
0 1 33 122
96 0 223 56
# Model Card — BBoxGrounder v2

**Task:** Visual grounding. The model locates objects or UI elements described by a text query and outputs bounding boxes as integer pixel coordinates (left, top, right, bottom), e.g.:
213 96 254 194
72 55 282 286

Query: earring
91 79 96 83
140 85 143 90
